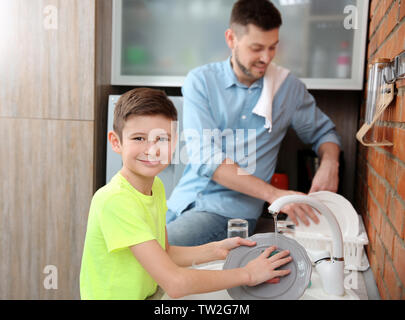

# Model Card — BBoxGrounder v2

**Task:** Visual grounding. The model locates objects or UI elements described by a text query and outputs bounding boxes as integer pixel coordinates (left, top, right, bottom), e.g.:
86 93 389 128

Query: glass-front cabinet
112 0 369 90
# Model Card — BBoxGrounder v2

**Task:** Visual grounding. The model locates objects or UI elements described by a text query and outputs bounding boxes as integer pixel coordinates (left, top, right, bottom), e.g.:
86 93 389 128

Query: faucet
268 195 345 296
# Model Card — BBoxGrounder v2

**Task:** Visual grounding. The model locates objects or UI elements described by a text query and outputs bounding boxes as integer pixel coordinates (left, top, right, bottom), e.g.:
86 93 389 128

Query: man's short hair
113 88 178 141
230 0 282 34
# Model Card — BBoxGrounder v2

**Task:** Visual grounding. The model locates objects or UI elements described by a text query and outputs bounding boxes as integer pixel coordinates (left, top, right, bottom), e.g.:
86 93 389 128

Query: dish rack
282 216 369 271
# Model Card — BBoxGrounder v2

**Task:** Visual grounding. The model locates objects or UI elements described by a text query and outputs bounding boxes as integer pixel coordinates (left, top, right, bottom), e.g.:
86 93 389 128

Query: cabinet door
273 0 369 90
112 0 368 89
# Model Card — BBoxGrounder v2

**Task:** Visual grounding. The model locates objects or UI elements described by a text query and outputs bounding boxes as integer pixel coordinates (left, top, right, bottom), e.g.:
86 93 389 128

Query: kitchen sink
161 262 360 300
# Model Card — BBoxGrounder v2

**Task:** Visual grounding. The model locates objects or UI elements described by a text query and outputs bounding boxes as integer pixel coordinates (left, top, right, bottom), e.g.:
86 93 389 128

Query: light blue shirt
167 57 341 220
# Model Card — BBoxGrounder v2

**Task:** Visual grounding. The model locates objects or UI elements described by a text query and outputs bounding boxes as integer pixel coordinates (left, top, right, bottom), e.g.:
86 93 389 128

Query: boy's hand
213 237 257 260
244 246 292 286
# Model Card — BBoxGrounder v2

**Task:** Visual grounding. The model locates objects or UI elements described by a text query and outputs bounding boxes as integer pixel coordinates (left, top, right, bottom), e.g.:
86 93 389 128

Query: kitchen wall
355 0 405 300
0 0 112 299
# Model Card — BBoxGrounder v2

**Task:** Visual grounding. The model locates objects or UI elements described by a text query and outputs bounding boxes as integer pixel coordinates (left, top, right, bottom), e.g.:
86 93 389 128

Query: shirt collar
223 56 263 89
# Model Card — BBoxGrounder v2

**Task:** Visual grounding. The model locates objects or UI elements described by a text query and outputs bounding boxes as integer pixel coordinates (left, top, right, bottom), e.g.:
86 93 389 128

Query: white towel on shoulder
252 63 290 132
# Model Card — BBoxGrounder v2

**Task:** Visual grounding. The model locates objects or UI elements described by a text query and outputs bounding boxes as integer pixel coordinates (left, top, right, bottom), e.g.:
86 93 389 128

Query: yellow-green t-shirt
79 172 167 300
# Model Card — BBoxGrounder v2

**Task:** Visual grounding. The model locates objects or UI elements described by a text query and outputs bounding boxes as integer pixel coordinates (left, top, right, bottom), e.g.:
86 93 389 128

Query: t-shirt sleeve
97 193 155 253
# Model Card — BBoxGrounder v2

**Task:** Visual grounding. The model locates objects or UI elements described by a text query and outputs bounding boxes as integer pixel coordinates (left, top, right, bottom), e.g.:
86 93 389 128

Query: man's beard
234 49 255 79
234 48 265 82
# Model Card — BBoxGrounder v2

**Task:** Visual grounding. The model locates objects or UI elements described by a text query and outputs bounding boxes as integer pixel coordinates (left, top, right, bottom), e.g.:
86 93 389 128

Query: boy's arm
130 239 291 299
165 227 254 267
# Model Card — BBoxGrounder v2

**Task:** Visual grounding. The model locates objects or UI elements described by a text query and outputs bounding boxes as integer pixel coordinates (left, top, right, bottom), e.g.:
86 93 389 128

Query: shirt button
197 192 203 198
241 115 247 120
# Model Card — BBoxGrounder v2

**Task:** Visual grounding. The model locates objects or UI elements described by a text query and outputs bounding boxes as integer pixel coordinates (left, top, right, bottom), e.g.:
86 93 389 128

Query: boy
79 88 292 300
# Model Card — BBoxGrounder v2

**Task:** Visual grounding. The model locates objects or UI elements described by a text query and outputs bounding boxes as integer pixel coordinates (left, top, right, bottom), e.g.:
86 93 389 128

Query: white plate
293 191 359 238
223 233 312 300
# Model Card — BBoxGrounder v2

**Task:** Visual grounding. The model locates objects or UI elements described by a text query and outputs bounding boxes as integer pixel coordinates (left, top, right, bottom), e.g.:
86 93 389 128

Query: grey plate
223 233 312 300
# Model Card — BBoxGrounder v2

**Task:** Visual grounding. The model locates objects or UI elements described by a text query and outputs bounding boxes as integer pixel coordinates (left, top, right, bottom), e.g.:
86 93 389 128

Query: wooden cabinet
0 0 112 299
112 0 369 89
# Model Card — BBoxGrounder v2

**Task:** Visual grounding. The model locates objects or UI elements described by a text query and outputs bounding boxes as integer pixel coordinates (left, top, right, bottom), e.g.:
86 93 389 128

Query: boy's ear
108 131 122 154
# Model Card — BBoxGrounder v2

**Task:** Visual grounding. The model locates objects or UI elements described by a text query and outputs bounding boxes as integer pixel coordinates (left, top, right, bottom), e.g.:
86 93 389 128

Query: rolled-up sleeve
181 71 226 179
291 84 342 154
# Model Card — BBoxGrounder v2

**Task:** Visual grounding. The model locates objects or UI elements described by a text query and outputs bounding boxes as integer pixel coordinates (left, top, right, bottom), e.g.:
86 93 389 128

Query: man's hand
309 159 339 193
310 142 340 194
268 188 320 226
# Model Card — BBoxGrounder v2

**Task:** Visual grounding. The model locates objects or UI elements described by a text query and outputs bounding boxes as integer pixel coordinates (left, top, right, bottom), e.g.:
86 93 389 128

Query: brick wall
355 0 405 300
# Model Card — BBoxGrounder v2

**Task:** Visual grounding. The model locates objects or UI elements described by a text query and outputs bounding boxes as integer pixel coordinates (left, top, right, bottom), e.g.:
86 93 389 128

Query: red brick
386 95 404 123
384 156 398 189
398 165 405 202
367 169 376 197
374 1 386 28
370 192 383 233
370 0 380 20
397 79 405 89
383 0 395 12
381 218 395 255
393 236 405 287
401 0 405 20
392 128 405 163
377 35 393 61
371 149 386 178
394 23 405 56
369 250 379 277
366 146 373 162
376 23 386 49
368 36 378 59
384 258 402 299
367 219 377 250
376 179 387 208
376 235 386 273
388 196 405 236
383 1 399 39
376 271 389 300
399 94 405 123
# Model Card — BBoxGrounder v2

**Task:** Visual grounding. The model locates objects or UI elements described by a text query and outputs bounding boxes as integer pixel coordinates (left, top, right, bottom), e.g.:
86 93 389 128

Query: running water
270 211 279 247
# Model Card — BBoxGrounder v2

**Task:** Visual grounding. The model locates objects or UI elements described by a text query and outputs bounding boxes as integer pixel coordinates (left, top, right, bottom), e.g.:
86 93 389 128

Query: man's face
111 114 176 180
227 24 279 85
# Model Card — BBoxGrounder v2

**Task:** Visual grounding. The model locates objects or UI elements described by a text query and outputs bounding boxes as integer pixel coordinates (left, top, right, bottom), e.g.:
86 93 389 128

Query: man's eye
157 137 169 142
133 137 145 141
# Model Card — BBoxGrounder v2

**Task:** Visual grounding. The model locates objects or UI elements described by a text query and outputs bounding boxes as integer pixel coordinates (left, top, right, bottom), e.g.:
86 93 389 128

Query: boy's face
109 114 176 180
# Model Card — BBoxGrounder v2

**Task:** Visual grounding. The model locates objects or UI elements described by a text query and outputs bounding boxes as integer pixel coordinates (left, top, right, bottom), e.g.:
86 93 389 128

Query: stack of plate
294 191 360 238
284 191 369 270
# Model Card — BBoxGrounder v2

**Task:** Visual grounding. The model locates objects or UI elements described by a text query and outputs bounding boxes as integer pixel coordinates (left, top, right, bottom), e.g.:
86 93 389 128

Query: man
166 0 341 246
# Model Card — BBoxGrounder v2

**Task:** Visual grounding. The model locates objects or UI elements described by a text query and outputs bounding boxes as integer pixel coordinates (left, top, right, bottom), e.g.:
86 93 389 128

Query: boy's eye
157 136 169 142
133 137 145 141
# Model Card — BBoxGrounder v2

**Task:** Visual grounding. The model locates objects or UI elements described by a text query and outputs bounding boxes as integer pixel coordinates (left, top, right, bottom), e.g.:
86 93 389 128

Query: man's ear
108 130 122 154
225 28 236 50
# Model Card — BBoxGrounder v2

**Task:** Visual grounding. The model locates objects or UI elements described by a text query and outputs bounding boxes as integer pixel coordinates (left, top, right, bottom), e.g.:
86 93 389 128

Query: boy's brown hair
113 88 178 141
230 0 282 34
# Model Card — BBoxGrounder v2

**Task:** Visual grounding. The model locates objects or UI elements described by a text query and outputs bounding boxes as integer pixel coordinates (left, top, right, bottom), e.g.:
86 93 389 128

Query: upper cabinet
112 0 369 90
